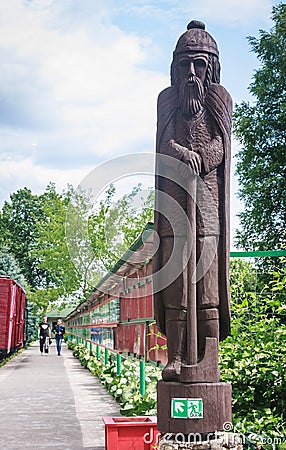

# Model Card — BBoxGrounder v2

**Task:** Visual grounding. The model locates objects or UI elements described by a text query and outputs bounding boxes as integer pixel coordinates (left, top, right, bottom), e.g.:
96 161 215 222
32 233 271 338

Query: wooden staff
186 173 197 366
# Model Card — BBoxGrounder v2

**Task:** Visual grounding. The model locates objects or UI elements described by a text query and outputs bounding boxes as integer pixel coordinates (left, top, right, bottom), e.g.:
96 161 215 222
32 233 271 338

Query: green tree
87 184 154 275
66 182 154 299
0 248 26 287
233 3 286 251
30 184 94 312
0 187 47 288
0 185 84 312
31 186 82 291
1 182 154 313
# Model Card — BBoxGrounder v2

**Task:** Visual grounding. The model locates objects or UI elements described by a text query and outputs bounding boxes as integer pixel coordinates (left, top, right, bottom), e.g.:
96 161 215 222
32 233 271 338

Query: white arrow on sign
175 402 186 414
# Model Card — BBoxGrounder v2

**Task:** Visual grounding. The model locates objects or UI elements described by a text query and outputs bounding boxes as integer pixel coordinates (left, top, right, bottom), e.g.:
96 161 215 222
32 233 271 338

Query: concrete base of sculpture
157 380 232 434
158 433 242 450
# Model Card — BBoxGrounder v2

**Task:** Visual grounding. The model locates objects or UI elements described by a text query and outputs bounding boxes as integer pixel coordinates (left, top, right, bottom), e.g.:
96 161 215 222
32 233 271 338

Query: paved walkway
0 341 121 449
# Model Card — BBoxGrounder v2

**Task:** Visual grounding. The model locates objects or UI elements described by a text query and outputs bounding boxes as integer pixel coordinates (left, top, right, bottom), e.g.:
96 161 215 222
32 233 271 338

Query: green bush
220 259 286 442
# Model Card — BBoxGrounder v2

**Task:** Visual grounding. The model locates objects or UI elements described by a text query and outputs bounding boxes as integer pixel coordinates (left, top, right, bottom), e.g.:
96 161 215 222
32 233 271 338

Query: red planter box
102 416 160 450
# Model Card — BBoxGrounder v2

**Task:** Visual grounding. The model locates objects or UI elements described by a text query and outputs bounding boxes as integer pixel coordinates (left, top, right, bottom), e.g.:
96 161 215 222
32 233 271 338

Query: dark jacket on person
52 325 65 337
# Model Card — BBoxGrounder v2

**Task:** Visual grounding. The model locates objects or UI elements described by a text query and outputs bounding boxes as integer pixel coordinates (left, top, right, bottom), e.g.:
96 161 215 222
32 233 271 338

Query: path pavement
0 341 121 449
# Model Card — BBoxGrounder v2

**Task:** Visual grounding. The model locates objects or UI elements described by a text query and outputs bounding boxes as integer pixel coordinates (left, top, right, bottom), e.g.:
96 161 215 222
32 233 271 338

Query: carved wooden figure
153 20 232 384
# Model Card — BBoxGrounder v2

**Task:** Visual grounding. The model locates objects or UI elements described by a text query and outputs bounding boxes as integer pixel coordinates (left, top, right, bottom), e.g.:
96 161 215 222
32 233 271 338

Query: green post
96 345 100 359
117 353 122 375
105 348 109 365
89 341 92 353
85 339 88 348
140 360 146 396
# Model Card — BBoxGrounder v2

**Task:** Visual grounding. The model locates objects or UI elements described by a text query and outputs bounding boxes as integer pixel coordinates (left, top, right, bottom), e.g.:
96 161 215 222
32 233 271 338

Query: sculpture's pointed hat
174 20 219 57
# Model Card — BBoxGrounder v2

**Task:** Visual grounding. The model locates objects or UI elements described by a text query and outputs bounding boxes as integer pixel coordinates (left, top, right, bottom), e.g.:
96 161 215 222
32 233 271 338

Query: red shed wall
0 278 13 353
0 277 26 355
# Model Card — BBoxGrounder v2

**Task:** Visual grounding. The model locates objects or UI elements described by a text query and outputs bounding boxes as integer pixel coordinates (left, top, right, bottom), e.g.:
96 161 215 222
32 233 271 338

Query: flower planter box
102 416 160 449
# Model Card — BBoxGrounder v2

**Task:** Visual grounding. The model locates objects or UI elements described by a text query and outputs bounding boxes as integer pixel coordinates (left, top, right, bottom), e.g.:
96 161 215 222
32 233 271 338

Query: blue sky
0 0 282 248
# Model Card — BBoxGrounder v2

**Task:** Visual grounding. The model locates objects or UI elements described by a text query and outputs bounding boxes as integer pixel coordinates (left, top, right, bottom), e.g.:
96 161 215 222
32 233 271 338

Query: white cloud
0 1 167 176
0 0 277 227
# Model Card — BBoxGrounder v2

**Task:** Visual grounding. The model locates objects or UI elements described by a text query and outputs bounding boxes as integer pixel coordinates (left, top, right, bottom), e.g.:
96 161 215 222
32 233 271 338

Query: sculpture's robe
153 83 232 342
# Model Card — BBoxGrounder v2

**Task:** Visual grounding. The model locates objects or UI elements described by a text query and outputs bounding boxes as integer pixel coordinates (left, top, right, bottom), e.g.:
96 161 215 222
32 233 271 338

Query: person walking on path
38 316 51 355
52 318 65 356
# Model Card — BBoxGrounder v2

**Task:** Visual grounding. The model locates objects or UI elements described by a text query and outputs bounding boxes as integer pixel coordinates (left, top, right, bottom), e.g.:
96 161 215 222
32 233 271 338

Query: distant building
46 307 74 330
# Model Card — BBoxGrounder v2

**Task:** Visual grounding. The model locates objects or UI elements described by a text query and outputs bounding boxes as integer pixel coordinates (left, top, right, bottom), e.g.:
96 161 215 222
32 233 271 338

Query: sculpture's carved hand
169 140 202 176
181 149 202 175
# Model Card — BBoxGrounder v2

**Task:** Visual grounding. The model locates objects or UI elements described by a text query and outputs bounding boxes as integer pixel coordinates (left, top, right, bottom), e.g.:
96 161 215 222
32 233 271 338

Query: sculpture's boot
197 308 219 361
162 309 187 382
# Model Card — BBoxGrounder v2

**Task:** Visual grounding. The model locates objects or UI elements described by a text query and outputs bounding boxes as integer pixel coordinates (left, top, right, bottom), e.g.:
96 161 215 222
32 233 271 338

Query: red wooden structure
65 223 168 366
102 416 160 450
0 276 26 359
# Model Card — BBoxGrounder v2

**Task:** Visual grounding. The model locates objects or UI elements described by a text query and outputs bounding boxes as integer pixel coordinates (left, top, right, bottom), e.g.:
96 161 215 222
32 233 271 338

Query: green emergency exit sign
171 398 203 419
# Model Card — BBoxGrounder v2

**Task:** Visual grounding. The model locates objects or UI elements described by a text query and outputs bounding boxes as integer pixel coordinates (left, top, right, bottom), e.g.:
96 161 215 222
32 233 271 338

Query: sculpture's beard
179 77 205 120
